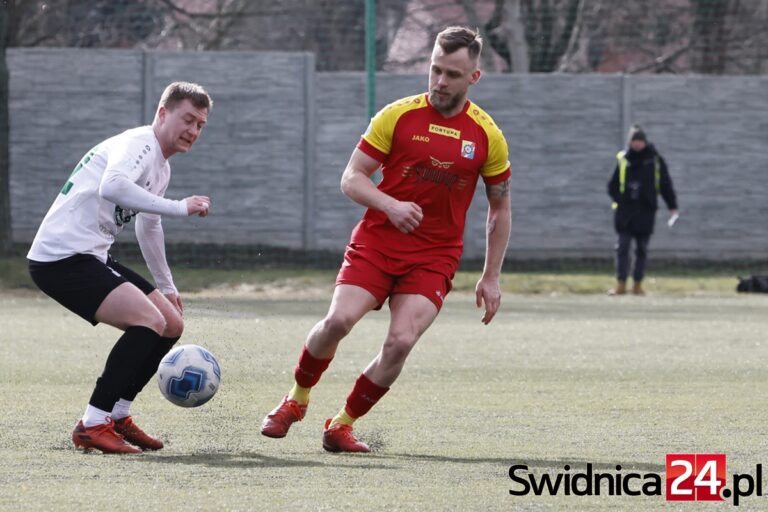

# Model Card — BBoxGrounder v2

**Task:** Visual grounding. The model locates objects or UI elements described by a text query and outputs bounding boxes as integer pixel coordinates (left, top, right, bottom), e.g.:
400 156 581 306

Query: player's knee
321 313 355 338
162 313 184 338
143 313 167 336
382 332 417 363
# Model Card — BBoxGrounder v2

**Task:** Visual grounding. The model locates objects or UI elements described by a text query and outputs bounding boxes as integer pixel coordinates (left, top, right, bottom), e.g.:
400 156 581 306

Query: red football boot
260 396 307 438
71 418 142 454
322 418 370 453
113 416 164 451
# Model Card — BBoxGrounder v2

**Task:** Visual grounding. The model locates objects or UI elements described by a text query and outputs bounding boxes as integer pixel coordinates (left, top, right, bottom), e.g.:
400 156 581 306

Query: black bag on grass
737 275 768 293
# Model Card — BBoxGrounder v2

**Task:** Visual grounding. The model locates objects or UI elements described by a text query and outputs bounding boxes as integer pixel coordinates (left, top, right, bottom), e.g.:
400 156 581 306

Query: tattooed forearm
485 177 511 200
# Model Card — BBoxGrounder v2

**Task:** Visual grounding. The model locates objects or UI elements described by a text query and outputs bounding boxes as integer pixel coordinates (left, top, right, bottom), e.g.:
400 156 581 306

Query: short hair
159 82 212 112
435 26 483 61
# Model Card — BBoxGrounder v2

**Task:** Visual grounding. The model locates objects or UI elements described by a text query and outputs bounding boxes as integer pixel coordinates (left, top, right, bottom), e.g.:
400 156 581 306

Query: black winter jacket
607 144 677 235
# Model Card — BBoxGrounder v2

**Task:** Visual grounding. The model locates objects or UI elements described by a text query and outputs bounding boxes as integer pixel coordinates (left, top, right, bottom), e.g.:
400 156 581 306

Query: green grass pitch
1 285 767 510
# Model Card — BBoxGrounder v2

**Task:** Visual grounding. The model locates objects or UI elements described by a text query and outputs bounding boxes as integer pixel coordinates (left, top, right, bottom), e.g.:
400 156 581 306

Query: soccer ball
157 344 221 407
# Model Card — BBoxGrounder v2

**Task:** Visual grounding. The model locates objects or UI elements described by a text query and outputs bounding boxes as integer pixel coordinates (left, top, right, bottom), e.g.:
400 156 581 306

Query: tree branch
627 43 691 73
554 0 585 70
458 0 499 71
154 0 288 19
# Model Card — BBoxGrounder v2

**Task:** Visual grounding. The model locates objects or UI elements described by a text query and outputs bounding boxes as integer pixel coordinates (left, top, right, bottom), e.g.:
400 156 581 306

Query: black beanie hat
628 124 647 142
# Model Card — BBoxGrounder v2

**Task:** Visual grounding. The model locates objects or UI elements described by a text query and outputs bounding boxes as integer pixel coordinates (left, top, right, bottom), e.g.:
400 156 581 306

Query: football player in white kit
27 82 213 454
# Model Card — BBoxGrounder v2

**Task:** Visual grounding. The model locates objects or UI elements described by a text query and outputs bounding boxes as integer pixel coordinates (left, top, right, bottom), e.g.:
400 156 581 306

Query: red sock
344 373 390 419
294 345 332 388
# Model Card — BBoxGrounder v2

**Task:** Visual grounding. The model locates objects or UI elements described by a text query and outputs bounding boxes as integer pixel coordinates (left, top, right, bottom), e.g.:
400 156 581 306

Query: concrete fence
8 48 768 260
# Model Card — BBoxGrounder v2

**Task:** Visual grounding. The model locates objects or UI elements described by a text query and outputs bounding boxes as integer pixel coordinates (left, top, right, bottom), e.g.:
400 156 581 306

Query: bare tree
690 0 768 74
5 0 768 75
593 0 691 74
502 0 531 72
458 0 530 72
609 0 768 74
376 2 411 69
690 0 730 73
7 0 165 48
458 0 500 71
555 0 590 71
148 0 409 71
6 0 57 46
457 0 585 72
151 0 273 51
521 0 583 71
751 0 768 73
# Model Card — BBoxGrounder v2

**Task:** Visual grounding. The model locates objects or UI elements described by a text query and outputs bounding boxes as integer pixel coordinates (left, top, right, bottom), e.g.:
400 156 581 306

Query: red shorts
335 243 454 311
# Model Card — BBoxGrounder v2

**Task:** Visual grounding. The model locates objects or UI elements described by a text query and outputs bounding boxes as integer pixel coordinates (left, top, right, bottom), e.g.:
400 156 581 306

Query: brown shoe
607 280 627 296
632 281 645 296
113 416 164 451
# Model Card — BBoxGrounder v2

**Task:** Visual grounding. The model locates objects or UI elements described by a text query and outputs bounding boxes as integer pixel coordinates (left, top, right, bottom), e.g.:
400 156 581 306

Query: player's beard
429 90 463 115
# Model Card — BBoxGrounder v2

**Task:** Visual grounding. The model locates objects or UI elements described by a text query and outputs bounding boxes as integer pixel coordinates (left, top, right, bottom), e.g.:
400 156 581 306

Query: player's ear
157 105 167 123
470 69 481 85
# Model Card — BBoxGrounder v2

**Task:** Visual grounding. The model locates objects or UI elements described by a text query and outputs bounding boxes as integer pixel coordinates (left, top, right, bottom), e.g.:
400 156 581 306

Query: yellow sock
288 383 311 405
330 408 356 427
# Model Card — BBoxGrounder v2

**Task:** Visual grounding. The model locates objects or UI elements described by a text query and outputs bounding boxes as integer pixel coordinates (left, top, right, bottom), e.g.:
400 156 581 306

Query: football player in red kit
261 26 512 452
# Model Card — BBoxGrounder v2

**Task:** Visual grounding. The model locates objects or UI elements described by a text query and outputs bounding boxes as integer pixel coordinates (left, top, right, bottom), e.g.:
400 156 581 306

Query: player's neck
152 123 174 160
434 97 469 119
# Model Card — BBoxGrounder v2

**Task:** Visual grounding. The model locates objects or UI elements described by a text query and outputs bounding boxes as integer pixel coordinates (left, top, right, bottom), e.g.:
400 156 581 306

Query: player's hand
475 275 501 325
164 292 184 315
384 200 423 234
185 195 211 217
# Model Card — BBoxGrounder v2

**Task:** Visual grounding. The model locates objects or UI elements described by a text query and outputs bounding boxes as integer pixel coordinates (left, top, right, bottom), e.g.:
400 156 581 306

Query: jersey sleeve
136 213 177 294
103 134 152 184
357 109 396 162
481 126 511 185
100 136 187 216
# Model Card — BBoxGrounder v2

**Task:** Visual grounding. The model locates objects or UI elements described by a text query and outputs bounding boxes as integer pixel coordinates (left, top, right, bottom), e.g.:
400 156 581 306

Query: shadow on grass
368 453 666 473
134 446 665 473
137 451 397 470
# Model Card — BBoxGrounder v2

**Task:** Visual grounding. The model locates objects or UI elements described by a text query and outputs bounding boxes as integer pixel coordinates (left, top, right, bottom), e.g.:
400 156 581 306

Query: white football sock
82 405 111 428
111 399 133 420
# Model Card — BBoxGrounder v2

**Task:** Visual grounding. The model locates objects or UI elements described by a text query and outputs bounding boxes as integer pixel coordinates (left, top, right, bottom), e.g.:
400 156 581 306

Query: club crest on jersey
461 140 476 160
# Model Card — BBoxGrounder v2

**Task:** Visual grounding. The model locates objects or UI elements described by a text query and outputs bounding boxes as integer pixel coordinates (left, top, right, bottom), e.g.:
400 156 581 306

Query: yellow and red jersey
353 93 511 271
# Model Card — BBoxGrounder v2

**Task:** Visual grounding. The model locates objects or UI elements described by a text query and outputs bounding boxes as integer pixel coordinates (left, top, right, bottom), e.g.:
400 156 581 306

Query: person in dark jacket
607 125 678 295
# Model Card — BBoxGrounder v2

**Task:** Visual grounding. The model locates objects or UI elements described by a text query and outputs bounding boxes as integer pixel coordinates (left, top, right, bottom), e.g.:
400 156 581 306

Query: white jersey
28 126 188 293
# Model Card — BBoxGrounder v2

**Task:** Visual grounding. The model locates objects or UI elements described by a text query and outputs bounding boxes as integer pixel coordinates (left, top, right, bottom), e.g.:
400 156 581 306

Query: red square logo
666 453 726 501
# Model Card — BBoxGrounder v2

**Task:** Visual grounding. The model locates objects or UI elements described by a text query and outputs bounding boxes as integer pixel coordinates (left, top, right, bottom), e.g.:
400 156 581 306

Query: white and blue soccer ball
157 344 221 407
